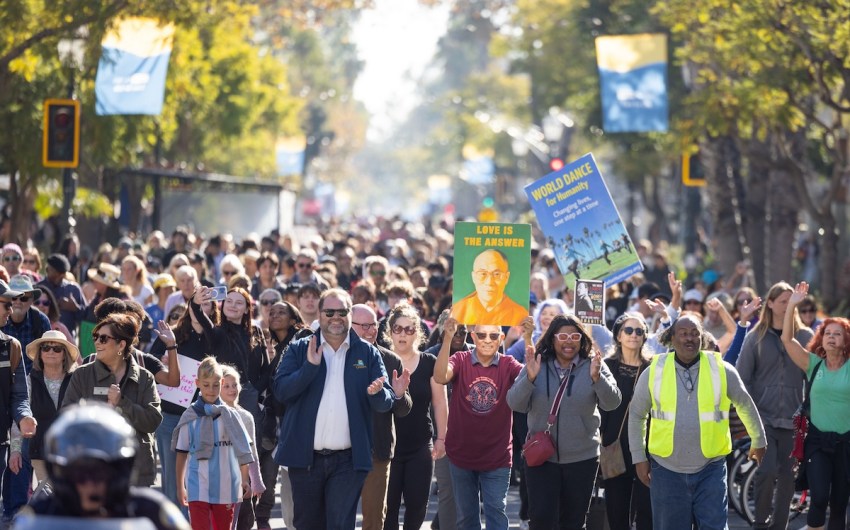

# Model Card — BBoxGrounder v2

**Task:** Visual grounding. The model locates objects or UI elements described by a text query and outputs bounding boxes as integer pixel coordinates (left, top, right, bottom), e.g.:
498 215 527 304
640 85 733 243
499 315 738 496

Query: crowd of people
0 222 847 530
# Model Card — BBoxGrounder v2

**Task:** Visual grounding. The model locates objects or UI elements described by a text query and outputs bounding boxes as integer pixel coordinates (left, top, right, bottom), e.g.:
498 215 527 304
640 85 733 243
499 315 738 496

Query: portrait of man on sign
451 248 528 326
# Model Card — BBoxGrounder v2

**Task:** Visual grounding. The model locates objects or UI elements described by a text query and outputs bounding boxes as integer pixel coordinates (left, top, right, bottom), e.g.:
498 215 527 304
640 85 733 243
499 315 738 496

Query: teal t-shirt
806 351 850 434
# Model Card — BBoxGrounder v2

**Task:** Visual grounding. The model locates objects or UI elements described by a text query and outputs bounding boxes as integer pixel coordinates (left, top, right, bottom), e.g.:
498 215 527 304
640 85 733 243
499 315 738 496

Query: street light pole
57 29 86 236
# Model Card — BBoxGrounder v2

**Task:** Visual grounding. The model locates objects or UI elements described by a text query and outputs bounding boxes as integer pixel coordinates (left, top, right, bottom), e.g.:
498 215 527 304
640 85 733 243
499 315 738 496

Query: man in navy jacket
273 288 395 530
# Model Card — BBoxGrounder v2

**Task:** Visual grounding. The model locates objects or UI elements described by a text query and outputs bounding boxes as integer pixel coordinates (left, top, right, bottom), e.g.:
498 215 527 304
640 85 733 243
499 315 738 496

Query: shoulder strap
10 338 21 376
546 364 573 428
804 359 823 407
614 363 642 438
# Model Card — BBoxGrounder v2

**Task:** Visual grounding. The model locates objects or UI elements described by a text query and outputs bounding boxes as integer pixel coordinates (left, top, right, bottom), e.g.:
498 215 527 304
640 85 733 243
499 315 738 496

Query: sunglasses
392 325 416 335
454 328 468 338
92 333 118 345
17 296 31 303
260 299 278 306
40 344 65 353
322 308 350 318
2 255 21 262
0 302 11 310
222 270 236 276
296 262 313 269
622 326 645 337
370 269 386 276
474 332 501 341
798 308 816 314
353 321 377 330
555 332 583 342
35 299 51 307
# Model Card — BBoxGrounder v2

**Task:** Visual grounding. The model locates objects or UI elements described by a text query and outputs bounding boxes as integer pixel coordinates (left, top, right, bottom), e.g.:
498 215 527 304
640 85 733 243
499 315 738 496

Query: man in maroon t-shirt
434 317 523 530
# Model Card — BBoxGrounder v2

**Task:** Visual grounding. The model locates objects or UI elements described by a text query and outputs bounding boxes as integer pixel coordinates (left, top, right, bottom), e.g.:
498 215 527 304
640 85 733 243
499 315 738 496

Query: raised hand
704 297 724 314
525 346 541 382
192 286 212 305
644 298 667 315
739 297 762 323
306 335 322 366
367 376 386 396
153 319 177 347
392 368 411 397
443 317 458 341
590 348 603 383
519 316 534 342
789 282 809 306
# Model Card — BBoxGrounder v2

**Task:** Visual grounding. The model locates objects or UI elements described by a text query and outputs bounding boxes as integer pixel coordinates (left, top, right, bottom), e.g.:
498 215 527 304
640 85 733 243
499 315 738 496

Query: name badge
0 361 10 368
93 387 110 396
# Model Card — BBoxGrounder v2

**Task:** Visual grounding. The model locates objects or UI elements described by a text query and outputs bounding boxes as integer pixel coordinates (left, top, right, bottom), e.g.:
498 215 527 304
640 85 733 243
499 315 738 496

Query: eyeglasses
168 313 182 321
17 296 31 303
622 326 645 337
680 368 695 392
353 321 377 330
35 299 51 307
555 332 583 342
322 308 350 318
370 269 386 276
684 300 702 305
392 325 416 335
40 344 65 353
296 262 313 269
736 298 753 305
474 332 502 341
260 299 278 306
454 328 468 338
0 302 11 310
92 333 118 345
798 308 816 314
222 270 236 276
472 270 506 283
2 255 21 262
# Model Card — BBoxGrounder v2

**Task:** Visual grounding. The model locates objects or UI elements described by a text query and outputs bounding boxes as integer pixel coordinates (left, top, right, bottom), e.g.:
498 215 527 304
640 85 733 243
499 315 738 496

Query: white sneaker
519 520 529 530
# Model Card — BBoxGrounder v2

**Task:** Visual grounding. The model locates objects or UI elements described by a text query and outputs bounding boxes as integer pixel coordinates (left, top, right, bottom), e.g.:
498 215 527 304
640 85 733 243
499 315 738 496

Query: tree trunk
818 212 839 309
700 135 743 277
765 164 799 286
744 142 769 293
8 172 36 246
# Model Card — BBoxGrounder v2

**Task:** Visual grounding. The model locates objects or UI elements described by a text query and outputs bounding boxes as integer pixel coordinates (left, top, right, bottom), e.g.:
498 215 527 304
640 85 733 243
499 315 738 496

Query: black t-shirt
394 353 437 457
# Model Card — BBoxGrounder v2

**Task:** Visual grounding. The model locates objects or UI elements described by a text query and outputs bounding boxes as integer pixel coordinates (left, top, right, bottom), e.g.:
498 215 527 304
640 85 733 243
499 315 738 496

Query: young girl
220 365 266 530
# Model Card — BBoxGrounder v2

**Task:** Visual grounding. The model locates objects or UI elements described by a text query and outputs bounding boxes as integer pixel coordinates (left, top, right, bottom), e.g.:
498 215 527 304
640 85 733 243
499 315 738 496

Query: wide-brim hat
26 329 79 362
0 280 23 300
8 274 41 297
87 263 122 289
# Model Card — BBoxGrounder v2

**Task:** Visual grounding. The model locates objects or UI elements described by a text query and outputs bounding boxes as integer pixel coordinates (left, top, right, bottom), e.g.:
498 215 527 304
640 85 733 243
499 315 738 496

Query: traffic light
549 157 565 172
43 99 80 168
682 151 706 186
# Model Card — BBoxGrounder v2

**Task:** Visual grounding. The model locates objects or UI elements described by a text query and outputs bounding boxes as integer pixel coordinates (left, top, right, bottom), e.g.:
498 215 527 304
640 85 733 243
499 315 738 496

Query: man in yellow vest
628 314 766 529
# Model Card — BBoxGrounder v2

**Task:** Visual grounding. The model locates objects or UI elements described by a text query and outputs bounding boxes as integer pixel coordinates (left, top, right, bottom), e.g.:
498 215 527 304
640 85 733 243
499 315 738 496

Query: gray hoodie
735 327 814 430
507 356 621 464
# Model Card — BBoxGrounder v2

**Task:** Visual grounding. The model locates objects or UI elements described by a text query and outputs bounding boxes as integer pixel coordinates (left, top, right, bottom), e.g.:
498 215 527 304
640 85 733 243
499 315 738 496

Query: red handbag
523 365 571 467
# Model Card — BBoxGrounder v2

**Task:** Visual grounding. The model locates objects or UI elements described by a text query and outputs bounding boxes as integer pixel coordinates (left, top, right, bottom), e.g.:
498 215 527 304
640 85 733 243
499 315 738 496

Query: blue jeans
448 462 510 530
650 458 728 530
288 449 368 530
155 412 187 517
3 440 32 517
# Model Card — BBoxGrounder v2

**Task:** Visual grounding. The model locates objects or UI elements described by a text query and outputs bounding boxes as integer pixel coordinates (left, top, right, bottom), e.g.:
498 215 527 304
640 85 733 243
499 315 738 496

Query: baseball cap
683 289 704 303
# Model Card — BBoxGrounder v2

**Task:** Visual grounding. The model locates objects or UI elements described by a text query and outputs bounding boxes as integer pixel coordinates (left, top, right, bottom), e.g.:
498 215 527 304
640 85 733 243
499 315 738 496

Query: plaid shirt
3 307 51 372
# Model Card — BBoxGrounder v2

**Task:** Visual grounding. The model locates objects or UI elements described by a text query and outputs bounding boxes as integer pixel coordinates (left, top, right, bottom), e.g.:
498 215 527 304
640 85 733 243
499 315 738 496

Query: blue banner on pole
524 153 643 286
95 18 175 116
596 34 668 133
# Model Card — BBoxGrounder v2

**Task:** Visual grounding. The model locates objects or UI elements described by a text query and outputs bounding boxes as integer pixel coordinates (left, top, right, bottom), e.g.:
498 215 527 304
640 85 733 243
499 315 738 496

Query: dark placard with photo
574 279 605 326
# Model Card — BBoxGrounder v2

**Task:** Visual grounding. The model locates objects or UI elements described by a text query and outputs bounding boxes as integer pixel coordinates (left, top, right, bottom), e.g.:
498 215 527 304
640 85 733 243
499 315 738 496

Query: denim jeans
448 462 510 530
3 439 32 517
650 457 728 530
155 412 187 518
289 449 367 530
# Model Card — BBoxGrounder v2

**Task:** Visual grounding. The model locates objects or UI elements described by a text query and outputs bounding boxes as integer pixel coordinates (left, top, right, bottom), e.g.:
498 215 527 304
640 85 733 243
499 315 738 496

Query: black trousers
384 444 434 530
805 427 850 529
525 457 599 530
603 467 652 530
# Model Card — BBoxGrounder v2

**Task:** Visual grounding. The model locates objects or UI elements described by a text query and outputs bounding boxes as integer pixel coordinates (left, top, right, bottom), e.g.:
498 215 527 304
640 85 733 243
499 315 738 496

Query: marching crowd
0 221 847 530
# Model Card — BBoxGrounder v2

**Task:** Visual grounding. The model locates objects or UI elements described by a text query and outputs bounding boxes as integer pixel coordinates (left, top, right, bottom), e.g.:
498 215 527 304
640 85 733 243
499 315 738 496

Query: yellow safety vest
646 351 732 458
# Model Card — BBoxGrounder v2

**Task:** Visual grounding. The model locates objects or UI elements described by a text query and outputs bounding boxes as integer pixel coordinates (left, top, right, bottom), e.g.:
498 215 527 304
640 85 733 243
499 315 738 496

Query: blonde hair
753 282 803 340
197 356 223 381
221 364 242 389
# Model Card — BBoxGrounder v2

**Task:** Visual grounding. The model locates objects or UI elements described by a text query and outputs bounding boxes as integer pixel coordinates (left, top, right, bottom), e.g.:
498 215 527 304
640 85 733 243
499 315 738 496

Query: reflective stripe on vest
647 351 732 459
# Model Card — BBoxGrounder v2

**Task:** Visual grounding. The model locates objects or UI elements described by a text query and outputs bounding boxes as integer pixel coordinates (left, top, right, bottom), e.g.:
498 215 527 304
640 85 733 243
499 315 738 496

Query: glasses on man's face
40 344 65 353
680 368 695 392
454 328 468 338
222 270 236 277
2 255 21 262
684 300 702 306
0 302 11 311
370 269 386 277
260 299 278 306
555 332 582 342
474 332 501 341
353 321 377 331
392 325 416 335
297 262 313 269
473 270 506 283
16 296 31 303
622 326 645 337
92 333 118 345
322 308 350 318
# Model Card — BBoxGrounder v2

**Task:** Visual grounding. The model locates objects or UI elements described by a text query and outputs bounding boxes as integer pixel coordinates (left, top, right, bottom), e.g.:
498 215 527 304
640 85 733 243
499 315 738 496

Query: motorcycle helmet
44 402 138 516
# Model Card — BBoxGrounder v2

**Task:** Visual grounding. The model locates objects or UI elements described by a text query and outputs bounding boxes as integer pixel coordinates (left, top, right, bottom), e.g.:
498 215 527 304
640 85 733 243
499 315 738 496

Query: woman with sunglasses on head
16 330 78 484
150 299 220 514
63 312 163 488
383 303 448 530
190 285 269 424
256 288 282 332
599 313 653 530
507 314 621 530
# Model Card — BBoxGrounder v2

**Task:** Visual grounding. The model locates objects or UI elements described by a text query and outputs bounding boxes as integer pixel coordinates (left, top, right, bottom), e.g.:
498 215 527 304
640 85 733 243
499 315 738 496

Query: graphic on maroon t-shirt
466 376 498 413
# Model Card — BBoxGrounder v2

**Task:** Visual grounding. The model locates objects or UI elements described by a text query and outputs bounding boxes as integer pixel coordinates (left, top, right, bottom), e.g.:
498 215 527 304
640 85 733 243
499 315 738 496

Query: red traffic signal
43 99 80 168
549 157 565 172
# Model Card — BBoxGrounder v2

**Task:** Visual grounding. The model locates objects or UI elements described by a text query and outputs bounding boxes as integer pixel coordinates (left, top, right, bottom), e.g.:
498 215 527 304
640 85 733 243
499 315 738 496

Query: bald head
351 304 378 344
